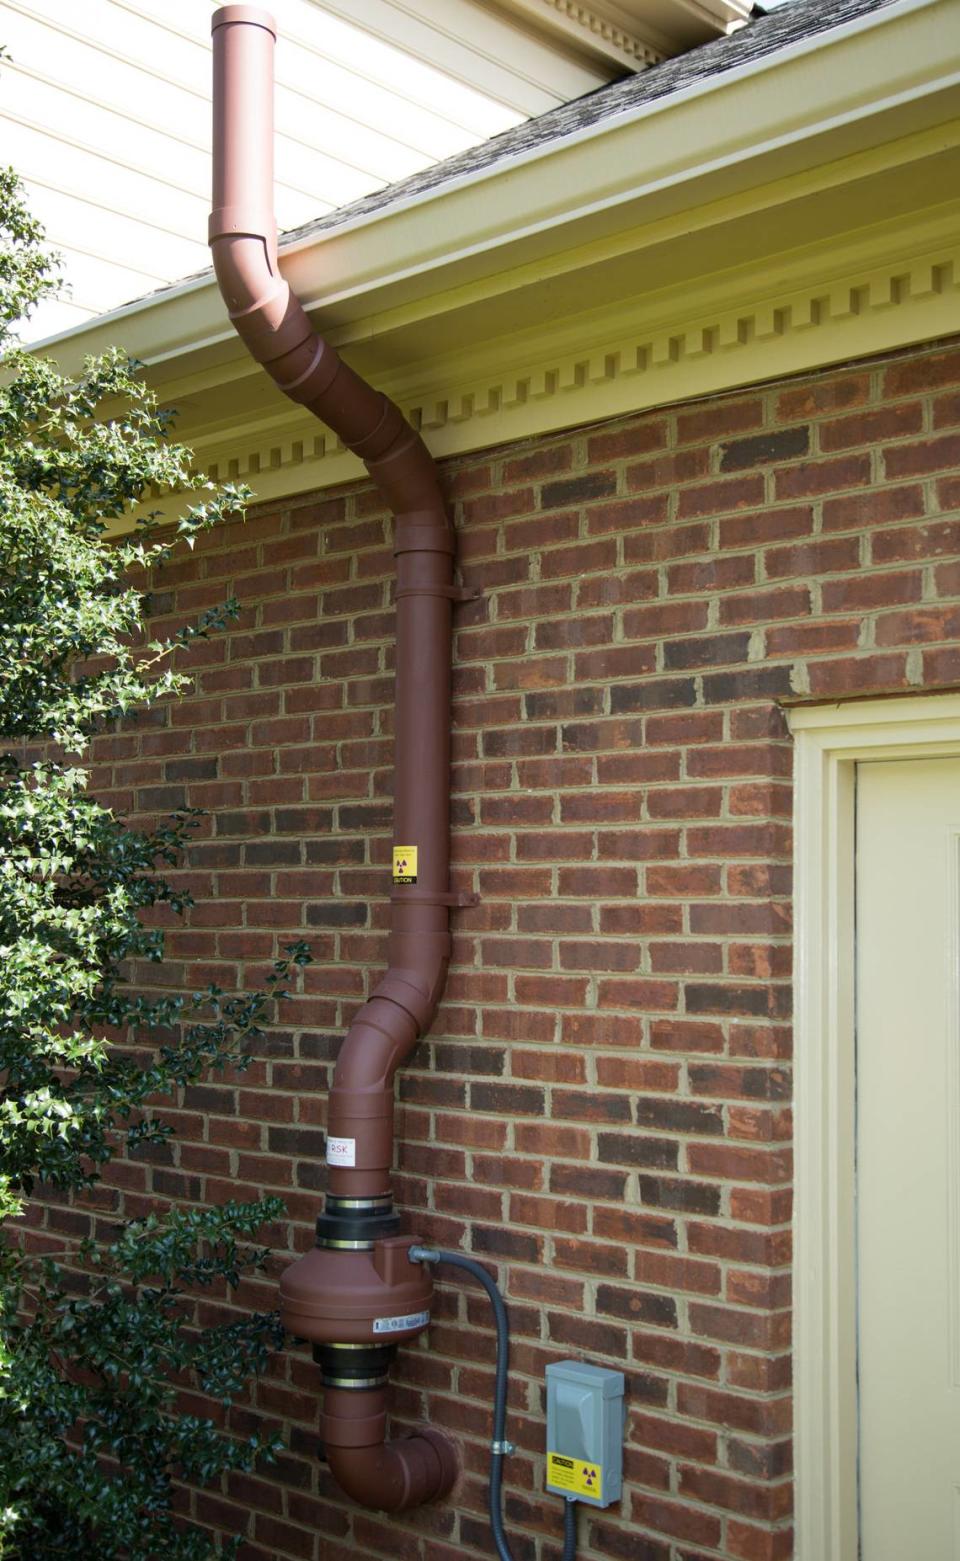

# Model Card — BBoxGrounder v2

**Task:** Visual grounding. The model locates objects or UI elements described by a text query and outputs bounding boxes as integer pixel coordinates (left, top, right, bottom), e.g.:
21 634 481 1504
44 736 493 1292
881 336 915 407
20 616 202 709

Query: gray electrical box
545 1359 625 1509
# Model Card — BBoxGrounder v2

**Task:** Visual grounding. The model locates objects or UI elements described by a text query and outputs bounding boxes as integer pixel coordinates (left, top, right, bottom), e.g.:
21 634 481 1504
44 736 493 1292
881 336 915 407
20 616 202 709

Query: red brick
629 1409 717 1462
502 442 574 482
764 535 860 578
621 599 709 640
503 509 580 551
539 537 617 578
667 553 757 594
774 452 871 499
884 345 960 395
766 618 860 656
627 448 711 490
677 397 764 443
820 568 923 610
872 518 960 562
650 1018 726 1054
680 1466 792 1521
677 474 765 518
875 604 960 645
626 520 712 564
821 481 925 532
587 418 668 462
631 1493 721 1548
933 388 960 428
805 652 908 695
586 494 670 534
719 505 814 549
727 1519 794 1560
776 370 870 420
719 584 810 625
820 401 923 450
885 432 960 478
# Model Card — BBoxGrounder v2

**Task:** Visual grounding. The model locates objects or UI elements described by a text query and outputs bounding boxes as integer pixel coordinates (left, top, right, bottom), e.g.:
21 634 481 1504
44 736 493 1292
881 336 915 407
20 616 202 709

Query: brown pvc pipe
210 3 459 1512
210 6 454 1199
321 1389 458 1512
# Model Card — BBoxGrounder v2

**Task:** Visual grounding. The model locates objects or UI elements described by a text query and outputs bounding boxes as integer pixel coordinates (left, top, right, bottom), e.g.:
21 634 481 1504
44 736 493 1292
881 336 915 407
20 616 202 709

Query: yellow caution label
392 845 418 885
547 1452 602 1502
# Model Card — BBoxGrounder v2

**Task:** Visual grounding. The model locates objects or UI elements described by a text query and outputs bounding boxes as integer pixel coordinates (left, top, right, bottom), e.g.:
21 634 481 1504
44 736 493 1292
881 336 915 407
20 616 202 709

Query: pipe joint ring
211 6 277 37
208 206 278 243
314 1237 375 1251
393 512 455 556
347 395 400 461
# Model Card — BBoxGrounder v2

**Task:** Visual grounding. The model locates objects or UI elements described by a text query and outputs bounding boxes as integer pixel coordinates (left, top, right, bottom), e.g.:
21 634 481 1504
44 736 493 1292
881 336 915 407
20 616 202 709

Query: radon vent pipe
210 4 470 1512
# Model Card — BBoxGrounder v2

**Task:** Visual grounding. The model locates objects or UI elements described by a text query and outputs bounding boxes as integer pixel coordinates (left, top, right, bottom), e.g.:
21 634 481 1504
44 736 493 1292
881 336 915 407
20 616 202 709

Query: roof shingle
285 0 903 245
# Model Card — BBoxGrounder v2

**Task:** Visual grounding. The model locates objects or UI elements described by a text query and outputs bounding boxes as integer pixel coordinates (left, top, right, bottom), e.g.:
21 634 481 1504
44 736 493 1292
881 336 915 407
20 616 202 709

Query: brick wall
45 339 960 1559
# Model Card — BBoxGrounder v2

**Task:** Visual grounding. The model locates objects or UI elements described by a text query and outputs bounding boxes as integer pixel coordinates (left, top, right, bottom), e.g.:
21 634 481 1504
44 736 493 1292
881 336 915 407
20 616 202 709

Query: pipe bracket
390 888 480 909
394 584 482 604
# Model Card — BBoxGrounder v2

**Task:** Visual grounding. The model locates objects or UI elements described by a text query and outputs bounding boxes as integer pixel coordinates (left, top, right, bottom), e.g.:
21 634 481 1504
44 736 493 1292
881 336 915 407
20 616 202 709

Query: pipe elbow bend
210 232 328 394
325 1430 458 1513
210 230 279 316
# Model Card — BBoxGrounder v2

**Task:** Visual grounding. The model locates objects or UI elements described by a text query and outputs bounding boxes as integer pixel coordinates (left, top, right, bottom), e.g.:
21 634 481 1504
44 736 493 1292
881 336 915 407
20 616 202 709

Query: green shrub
0 163 309 1558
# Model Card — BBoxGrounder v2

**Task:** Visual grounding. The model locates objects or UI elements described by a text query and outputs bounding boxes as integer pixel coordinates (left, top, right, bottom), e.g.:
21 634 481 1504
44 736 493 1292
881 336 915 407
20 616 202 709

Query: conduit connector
210 4 464 1513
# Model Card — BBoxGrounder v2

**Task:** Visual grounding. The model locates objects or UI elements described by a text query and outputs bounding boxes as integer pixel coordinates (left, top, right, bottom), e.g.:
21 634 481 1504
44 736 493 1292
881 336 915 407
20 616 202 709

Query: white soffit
0 0 618 343
492 0 753 69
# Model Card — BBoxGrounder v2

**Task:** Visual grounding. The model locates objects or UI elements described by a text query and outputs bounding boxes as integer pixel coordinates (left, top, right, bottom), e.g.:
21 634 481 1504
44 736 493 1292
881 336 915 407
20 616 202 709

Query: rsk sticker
373 1310 430 1335
326 1136 356 1167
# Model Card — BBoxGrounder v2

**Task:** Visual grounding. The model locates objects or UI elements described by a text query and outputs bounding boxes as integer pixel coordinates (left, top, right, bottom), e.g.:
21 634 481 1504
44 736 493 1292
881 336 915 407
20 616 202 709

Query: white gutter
33 0 959 372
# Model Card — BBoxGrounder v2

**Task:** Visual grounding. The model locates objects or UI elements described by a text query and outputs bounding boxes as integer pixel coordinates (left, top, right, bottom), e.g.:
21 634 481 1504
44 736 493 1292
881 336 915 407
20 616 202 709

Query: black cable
409 1246 579 1561
563 1493 578 1560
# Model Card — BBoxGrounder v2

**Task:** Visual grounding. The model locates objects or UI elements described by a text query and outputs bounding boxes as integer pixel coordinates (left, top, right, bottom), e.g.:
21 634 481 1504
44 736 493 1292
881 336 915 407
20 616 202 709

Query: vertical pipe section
210 5 460 1511
209 3 456 1202
326 514 455 1198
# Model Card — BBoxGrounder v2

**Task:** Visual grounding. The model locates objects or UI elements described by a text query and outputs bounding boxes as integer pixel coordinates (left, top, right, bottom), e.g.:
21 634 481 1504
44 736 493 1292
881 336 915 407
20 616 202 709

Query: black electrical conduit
410 1248 578 1561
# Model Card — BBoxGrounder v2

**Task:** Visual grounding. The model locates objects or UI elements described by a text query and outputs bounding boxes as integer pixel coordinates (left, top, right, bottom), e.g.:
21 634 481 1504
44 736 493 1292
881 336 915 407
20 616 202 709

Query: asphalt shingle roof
284 0 904 245
116 0 902 313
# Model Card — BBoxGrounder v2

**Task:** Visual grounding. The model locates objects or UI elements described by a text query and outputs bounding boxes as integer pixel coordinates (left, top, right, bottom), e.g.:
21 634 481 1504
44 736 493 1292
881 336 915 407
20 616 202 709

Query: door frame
790 692 960 1561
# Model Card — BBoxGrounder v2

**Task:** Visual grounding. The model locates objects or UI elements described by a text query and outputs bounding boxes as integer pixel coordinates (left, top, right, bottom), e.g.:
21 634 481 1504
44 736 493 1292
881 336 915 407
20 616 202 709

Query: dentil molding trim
190 242 960 506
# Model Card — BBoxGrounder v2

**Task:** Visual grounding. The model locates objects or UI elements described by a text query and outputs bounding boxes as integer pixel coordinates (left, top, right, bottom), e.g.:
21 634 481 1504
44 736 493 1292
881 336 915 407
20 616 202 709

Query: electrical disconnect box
545 1360 625 1508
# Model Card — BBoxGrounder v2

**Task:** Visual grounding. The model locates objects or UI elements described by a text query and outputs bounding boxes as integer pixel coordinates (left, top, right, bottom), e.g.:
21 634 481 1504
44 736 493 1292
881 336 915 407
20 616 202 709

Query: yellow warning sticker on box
547 1452 602 1502
392 845 418 885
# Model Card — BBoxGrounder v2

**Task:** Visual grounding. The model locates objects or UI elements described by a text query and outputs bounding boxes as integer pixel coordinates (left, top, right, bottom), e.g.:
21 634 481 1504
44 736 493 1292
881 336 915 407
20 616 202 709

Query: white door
857 756 960 1559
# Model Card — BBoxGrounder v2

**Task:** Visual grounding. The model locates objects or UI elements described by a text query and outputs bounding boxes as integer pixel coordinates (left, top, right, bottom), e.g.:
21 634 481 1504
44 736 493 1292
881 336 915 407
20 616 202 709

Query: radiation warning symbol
547 1451 604 1502
393 845 418 885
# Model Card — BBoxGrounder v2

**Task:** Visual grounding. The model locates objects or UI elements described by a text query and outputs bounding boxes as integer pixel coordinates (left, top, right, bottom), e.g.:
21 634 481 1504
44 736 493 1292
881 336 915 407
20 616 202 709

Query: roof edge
33 0 956 374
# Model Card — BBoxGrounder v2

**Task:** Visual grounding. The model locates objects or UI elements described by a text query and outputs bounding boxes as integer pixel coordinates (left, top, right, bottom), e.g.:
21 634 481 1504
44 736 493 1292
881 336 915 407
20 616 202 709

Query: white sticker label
326 1136 356 1167
373 1310 430 1335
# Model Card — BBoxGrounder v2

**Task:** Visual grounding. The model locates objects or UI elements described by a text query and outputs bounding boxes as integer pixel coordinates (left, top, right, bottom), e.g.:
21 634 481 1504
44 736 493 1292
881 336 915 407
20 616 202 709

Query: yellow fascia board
32 0 960 524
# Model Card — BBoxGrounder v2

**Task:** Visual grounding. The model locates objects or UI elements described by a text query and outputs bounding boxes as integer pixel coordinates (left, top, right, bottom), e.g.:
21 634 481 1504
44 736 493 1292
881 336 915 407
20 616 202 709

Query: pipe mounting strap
390 888 479 908
394 584 480 603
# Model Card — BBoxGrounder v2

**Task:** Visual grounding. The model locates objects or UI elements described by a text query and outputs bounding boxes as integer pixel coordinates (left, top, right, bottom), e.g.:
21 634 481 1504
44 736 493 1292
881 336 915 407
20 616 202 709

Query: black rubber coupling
313 1341 397 1387
315 1195 400 1249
